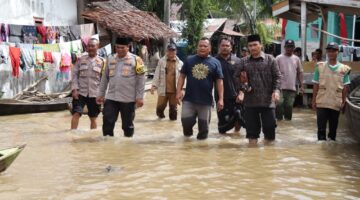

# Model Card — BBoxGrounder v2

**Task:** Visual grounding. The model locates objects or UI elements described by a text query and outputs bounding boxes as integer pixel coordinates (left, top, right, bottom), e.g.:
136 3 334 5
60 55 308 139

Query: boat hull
0 145 26 173
0 98 71 116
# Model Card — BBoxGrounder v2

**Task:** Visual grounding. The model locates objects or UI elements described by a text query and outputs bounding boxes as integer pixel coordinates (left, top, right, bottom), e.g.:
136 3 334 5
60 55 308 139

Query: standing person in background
312 42 351 141
311 51 319 62
315 48 323 61
71 38 105 130
294 47 309 61
275 40 304 121
215 37 245 134
151 43 183 120
97 37 146 137
235 34 281 145
176 37 224 140
240 47 249 58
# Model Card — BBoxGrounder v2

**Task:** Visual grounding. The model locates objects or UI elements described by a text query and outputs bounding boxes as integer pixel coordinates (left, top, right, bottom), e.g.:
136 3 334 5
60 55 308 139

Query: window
34 17 43 26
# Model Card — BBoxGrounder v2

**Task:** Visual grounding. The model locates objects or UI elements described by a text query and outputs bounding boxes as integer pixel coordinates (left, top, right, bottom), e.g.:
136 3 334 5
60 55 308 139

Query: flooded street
1 93 360 200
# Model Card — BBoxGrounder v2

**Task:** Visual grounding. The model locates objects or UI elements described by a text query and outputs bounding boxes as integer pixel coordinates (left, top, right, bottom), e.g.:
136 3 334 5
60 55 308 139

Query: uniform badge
122 66 130 76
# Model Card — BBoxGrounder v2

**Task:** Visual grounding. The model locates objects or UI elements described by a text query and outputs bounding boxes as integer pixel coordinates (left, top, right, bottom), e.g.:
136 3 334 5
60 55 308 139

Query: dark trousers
316 108 340 141
102 99 135 137
244 107 276 140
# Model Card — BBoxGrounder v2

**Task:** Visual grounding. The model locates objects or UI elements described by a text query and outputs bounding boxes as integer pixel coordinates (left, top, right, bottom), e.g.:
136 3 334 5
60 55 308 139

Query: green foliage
182 0 210 54
127 0 183 21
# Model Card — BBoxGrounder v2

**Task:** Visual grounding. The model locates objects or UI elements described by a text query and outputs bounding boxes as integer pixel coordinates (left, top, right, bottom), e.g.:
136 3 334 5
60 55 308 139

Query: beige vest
316 62 351 111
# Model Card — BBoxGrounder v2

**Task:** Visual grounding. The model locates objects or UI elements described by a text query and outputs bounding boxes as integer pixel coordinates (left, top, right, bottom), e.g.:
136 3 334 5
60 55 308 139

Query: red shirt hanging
9 46 21 77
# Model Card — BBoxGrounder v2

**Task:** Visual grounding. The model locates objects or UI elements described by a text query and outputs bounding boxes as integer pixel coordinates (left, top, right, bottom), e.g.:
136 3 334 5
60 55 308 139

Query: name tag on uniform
79 65 88 70
93 66 101 73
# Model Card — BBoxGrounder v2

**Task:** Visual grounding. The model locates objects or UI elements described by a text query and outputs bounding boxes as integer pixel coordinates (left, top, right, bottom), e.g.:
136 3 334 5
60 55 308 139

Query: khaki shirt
98 53 145 102
165 58 177 93
152 55 183 96
71 55 105 98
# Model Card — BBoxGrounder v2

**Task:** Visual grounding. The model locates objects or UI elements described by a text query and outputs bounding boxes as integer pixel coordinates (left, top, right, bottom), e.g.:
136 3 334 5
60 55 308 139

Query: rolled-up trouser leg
181 101 197 137
119 102 135 137
102 99 120 136
283 90 296 120
156 96 168 118
168 93 178 120
260 108 277 140
196 104 211 140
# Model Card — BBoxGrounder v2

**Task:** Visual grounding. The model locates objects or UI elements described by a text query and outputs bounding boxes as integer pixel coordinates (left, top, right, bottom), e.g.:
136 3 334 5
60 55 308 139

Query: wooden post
301 1 307 61
320 10 328 58
162 0 171 56
351 15 356 61
77 0 86 24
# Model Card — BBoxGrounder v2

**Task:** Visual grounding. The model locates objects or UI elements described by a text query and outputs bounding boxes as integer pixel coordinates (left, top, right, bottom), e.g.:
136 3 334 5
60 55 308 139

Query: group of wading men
70 35 351 144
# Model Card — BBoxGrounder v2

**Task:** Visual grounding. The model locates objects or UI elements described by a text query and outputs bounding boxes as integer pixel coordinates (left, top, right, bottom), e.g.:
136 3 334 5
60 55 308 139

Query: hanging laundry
59 42 71 55
44 52 53 63
80 23 95 38
20 47 35 70
339 13 348 45
0 24 9 42
356 47 360 58
18 43 33 50
8 24 23 43
342 46 355 57
97 47 107 58
81 36 91 51
104 44 112 56
9 46 21 77
0 44 9 64
33 43 60 52
71 39 83 54
61 53 72 68
46 26 58 44
36 26 47 44
35 49 45 72
69 25 81 41
52 52 62 69
22 25 39 44
59 26 71 42
52 52 62 81
59 52 72 80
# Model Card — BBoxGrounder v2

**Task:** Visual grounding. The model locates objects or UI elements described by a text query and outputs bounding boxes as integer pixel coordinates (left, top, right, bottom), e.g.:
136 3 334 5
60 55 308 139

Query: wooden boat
346 85 360 140
0 75 72 116
0 97 71 116
0 144 26 173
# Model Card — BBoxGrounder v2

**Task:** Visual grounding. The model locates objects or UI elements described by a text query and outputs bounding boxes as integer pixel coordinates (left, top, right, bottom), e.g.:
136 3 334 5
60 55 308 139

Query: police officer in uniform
71 38 105 130
97 37 146 137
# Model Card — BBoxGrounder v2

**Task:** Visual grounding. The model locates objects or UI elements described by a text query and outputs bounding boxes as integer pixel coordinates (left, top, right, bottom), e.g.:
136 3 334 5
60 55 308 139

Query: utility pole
163 0 171 56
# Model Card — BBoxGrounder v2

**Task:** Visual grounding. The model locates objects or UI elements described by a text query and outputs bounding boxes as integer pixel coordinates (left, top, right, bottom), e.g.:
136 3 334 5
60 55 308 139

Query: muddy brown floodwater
1 93 360 200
